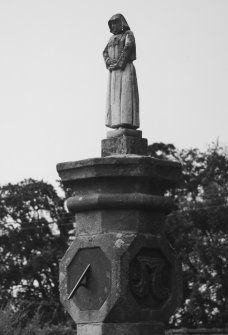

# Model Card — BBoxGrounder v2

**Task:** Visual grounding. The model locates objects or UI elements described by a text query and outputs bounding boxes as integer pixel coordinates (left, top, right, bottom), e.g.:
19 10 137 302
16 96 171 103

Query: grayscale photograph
0 1 228 334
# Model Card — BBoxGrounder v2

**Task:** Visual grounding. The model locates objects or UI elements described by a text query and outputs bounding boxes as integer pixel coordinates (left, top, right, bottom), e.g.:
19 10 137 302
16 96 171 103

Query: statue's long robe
103 30 139 129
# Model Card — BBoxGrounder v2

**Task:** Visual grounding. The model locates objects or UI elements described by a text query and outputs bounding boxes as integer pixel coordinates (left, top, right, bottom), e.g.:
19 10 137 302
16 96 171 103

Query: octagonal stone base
74 210 166 236
57 155 182 335
102 129 148 156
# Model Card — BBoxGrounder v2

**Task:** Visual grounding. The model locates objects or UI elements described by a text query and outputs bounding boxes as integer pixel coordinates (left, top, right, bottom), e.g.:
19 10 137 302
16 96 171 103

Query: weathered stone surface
59 233 182 324
60 233 136 324
57 156 182 190
74 211 166 236
57 154 182 334
107 128 142 138
67 193 174 214
104 14 139 130
101 136 148 156
77 322 164 335
67 247 111 311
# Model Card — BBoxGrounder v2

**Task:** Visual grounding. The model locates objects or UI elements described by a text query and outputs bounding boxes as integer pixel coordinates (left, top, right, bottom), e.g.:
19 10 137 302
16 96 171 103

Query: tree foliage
0 179 74 325
149 143 228 327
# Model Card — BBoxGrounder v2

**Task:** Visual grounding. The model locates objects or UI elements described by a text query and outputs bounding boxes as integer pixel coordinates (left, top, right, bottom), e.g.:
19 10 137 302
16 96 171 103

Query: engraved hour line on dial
67 264 91 300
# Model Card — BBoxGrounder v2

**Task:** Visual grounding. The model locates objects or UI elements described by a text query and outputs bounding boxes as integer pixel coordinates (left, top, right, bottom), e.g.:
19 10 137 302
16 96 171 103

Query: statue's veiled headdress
108 14 130 33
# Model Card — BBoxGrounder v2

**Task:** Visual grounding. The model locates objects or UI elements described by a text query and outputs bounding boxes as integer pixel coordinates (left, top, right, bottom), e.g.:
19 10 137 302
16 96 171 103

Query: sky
1 0 228 187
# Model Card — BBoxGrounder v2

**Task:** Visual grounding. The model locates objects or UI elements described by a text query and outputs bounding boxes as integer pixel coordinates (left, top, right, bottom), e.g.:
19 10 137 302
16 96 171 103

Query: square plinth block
107 128 142 138
101 136 148 157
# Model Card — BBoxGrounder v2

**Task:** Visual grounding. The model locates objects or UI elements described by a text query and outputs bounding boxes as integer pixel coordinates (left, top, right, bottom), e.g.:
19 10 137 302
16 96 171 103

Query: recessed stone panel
129 248 171 309
67 247 111 311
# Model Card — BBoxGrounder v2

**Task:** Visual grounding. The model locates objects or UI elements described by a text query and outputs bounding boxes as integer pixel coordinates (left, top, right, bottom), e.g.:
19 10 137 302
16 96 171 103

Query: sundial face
67 247 111 311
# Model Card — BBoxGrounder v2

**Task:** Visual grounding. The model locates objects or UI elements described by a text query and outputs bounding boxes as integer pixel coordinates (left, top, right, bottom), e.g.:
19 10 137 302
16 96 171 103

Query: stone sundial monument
57 14 182 335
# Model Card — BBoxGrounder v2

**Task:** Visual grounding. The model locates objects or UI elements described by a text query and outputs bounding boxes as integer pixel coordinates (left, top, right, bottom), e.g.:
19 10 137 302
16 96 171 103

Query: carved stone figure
103 14 140 129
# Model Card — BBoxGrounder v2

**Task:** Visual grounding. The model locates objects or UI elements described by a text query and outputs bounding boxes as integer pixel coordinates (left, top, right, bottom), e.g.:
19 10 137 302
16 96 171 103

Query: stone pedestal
57 152 182 334
101 128 148 156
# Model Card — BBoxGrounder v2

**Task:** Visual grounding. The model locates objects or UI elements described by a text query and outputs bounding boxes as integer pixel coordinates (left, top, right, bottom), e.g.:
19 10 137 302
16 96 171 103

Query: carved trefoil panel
129 248 172 309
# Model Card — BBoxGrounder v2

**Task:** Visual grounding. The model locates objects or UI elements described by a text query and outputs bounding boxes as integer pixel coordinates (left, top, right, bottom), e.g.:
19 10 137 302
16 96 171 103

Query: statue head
108 14 130 35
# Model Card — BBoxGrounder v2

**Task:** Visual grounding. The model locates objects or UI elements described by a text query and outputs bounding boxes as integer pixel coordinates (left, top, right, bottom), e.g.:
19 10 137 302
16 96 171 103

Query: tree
0 179 74 325
149 143 228 327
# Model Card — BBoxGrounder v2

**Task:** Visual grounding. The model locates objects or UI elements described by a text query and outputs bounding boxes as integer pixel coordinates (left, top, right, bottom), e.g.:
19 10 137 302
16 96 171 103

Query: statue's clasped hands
106 58 119 71
109 62 119 71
